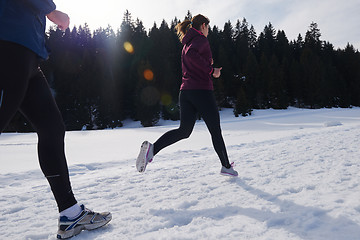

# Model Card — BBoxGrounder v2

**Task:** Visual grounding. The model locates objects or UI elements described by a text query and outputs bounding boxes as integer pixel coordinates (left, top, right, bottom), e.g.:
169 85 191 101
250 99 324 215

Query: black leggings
154 90 231 168
0 40 77 212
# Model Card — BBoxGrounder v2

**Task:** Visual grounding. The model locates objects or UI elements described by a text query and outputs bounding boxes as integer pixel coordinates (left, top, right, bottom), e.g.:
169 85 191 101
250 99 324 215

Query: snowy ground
1 107 360 240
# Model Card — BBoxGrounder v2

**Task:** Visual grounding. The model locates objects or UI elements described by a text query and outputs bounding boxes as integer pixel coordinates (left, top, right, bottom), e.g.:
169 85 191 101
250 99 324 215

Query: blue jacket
0 0 56 59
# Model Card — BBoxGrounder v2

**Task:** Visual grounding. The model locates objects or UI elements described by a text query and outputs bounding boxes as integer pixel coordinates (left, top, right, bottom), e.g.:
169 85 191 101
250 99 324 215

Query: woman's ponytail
175 14 210 42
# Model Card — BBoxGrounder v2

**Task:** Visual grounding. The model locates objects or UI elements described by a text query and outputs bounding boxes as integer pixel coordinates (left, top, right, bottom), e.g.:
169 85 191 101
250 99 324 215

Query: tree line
5 11 360 132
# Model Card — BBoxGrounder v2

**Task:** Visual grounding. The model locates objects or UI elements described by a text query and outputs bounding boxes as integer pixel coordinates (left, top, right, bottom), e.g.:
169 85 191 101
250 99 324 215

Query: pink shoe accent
146 143 153 163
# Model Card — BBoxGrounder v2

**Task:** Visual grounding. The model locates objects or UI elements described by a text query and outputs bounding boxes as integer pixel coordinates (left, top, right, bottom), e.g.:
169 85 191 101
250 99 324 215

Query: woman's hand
212 67 222 78
47 10 70 31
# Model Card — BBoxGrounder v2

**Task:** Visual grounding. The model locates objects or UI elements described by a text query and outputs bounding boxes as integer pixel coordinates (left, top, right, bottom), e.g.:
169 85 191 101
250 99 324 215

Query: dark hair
175 14 210 42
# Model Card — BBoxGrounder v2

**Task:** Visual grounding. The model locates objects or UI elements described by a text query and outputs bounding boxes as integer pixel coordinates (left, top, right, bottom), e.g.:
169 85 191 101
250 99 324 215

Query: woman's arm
185 47 213 75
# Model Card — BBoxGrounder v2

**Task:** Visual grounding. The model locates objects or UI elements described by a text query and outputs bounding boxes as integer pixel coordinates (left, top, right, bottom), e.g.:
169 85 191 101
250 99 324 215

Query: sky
53 0 360 50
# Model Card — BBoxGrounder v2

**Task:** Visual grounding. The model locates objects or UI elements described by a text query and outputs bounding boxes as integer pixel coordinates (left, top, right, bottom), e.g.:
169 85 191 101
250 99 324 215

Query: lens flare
124 41 134 54
143 69 154 81
161 94 172 106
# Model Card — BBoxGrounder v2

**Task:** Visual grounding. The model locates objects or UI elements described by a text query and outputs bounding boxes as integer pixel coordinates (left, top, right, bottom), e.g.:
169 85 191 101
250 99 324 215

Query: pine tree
234 18 250 73
257 22 276 58
337 44 360 106
8 13 360 132
135 60 161 127
305 22 322 52
243 50 259 108
218 21 236 101
234 87 252 117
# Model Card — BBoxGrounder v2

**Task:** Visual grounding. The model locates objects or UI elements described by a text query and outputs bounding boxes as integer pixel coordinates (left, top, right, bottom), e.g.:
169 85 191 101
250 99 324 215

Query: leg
191 91 231 168
0 41 34 132
153 90 197 155
19 67 77 212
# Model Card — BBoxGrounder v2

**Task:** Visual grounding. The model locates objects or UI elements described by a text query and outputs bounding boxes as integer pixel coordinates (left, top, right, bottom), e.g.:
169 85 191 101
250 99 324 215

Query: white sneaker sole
220 172 238 177
136 141 151 172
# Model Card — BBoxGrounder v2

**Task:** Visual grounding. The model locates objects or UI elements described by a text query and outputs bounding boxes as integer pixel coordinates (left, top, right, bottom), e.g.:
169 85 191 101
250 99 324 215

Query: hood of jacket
182 27 204 45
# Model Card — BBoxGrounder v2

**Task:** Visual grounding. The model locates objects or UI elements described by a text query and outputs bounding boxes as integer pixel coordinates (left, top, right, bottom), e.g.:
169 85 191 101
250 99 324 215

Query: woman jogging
0 1 111 238
136 14 238 177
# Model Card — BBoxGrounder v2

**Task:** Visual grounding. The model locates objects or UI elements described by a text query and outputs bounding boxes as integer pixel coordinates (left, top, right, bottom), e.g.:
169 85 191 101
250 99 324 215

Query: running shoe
57 204 112 239
136 141 154 172
220 162 238 177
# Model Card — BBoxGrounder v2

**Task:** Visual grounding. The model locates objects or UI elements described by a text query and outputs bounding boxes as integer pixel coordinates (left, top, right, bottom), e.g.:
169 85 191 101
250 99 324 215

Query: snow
1 107 360 240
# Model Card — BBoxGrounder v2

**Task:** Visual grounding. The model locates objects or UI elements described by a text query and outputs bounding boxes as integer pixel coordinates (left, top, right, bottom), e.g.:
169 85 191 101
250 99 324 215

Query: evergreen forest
6 11 360 132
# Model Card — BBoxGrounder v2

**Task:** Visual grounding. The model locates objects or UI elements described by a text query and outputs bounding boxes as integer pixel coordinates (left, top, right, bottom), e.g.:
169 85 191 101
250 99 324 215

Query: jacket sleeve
24 0 56 15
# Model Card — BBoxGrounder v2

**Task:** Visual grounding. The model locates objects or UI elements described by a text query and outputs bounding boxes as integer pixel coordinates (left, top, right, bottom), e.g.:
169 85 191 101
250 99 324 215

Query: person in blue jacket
0 1 111 238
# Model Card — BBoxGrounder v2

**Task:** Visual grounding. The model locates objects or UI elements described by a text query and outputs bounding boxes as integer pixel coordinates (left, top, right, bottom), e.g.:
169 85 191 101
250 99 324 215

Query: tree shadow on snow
147 179 360 240
234 179 360 239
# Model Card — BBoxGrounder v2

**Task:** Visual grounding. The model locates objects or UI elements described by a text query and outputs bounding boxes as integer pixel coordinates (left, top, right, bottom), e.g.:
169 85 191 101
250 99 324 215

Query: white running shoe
136 141 154 172
57 204 112 239
220 162 238 177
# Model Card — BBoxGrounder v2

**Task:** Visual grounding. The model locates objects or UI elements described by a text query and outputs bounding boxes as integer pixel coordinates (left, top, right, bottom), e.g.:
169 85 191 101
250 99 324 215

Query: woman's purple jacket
180 28 214 91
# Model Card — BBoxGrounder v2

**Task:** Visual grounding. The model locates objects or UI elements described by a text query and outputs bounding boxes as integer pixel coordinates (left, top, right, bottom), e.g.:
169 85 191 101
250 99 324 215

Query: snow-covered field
1 107 360 240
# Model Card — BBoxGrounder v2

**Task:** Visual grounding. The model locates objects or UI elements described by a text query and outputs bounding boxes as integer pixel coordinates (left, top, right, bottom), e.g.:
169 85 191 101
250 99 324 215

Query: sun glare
143 69 154 81
161 94 172 106
124 41 134 54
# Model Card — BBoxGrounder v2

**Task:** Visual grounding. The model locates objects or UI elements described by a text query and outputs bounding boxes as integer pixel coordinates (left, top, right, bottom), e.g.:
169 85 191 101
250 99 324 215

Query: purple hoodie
180 28 214 90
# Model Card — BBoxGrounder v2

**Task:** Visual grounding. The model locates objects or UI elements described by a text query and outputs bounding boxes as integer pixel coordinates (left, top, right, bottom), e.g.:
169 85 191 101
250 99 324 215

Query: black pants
0 40 77 212
154 89 231 168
